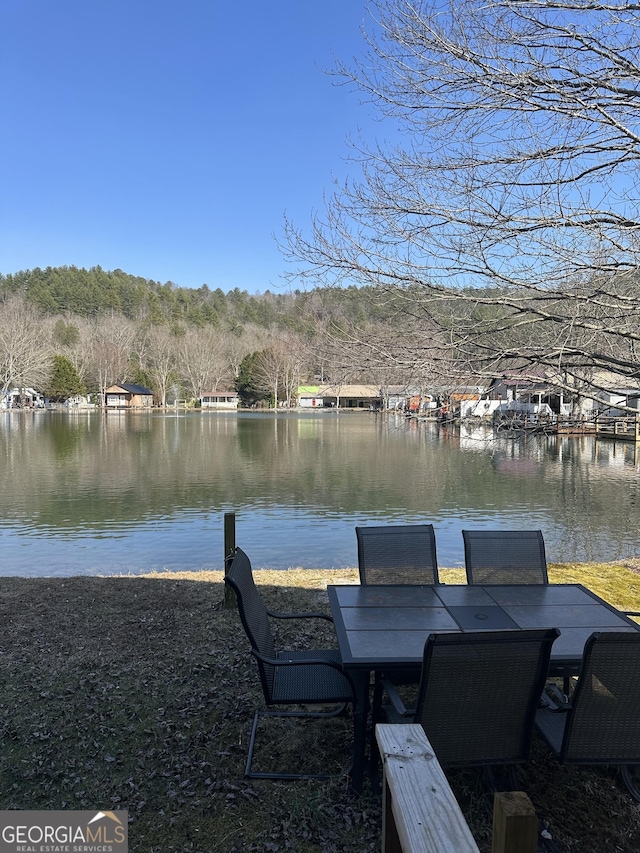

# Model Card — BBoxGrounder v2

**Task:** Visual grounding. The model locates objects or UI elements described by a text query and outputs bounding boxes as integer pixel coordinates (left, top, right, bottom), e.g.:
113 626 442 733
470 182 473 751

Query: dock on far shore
494 413 640 441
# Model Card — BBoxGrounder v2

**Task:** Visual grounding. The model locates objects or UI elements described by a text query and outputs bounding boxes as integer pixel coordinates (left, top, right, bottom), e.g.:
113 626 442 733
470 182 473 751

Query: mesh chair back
414 628 559 767
224 547 277 699
562 632 640 764
355 524 439 584
462 529 549 584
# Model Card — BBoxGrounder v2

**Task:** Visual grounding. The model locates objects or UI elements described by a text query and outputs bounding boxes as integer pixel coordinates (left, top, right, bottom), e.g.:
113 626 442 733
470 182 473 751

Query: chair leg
371 677 384 716
481 764 520 793
245 708 351 781
619 765 640 802
369 726 382 796
481 765 497 793
368 679 385 795
505 765 520 791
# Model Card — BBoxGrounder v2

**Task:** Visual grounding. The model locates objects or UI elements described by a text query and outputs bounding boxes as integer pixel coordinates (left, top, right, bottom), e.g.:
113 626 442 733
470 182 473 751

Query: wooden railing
376 724 539 853
593 414 640 441
494 412 640 440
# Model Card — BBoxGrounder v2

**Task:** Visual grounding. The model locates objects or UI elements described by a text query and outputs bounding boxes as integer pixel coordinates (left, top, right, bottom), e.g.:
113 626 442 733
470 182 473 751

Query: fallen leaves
0 573 639 851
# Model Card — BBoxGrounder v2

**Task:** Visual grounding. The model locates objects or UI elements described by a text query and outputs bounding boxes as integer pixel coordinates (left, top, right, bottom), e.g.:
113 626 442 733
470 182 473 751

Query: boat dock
495 413 640 441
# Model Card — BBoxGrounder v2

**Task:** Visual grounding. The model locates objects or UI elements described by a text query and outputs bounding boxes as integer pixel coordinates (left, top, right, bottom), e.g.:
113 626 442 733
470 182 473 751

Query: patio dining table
327 582 640 793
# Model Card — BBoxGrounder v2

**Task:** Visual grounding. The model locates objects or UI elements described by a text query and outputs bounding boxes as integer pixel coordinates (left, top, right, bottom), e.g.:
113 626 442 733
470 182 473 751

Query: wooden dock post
491 791 538 853
223 511 237 608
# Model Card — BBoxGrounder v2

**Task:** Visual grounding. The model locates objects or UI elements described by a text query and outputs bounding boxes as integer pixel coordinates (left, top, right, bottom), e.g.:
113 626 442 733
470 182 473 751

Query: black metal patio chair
536 631 640 801
356 523 440 693
463 530 567 696
371 627 559 791
224 546 358 780
355 523 440 585
462 529 549 585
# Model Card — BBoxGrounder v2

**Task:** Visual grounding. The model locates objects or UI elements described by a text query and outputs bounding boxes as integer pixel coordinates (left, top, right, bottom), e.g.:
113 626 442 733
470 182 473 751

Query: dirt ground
1 567 639 851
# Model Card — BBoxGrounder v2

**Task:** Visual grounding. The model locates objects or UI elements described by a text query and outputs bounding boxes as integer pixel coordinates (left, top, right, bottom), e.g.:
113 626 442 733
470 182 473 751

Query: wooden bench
376 724 539 853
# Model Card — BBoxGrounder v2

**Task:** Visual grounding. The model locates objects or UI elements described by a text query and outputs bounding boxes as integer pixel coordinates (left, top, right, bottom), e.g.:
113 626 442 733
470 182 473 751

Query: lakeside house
105 383 154 409
486 370 570 418
64 394 94 408
386 385 436 414
481 369 640 420
200 389 239 410
0 387 47 409
297 384 382 409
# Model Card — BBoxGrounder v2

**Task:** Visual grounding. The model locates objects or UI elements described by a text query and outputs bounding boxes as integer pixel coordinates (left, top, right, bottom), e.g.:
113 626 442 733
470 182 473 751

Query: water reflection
0 410 638 576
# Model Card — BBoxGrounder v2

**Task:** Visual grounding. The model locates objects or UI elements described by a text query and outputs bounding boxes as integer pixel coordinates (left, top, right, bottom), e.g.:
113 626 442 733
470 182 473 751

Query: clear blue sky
0 1 377 293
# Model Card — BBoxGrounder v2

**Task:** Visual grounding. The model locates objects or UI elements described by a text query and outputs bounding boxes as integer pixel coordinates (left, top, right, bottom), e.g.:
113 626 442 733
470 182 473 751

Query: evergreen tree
52 319 80 347
47 354 86 402
235 352 270 407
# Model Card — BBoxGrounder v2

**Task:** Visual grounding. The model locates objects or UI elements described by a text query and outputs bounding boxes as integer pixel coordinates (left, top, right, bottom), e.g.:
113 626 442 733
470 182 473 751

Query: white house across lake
200 390 239 410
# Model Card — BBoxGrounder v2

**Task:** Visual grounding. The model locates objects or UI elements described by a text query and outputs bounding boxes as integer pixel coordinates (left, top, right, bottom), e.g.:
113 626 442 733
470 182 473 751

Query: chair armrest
541 685 572 712
267 608 333 623
253 647 344 669
380 678 415 718
250 648 358 702
544 683 570 707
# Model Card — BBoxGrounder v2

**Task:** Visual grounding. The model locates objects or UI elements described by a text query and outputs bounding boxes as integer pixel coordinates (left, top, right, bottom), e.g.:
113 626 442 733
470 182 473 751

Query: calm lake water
1 409 639 577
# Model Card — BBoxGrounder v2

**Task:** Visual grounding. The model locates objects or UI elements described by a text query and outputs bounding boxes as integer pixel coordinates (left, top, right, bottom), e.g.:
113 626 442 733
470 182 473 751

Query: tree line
1 256 637 411
0 267 437 408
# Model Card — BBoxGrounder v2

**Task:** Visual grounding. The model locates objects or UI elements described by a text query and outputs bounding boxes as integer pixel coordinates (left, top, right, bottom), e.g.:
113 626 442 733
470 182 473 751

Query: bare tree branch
283 0 640 401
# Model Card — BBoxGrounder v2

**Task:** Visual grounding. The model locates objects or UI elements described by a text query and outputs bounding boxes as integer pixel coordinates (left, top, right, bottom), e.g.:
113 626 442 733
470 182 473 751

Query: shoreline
2 561 640 614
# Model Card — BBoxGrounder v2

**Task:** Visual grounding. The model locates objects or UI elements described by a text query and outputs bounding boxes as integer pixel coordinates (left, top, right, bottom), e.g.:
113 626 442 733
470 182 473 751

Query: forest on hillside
1 263 638 411
0 265 444 407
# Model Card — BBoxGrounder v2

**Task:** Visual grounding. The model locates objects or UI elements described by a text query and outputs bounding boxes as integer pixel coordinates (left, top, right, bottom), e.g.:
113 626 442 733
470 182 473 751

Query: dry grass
1 564 640 851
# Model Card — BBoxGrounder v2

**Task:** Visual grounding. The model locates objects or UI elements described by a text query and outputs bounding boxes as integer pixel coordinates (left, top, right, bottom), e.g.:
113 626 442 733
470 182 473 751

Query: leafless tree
298 285 463 395
276 333 310 406
146 327 179 408
251 338 304 407
179 327 231 401
0 296 52 398
284 0 640 405
82 314 136 406
225 325 268 380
